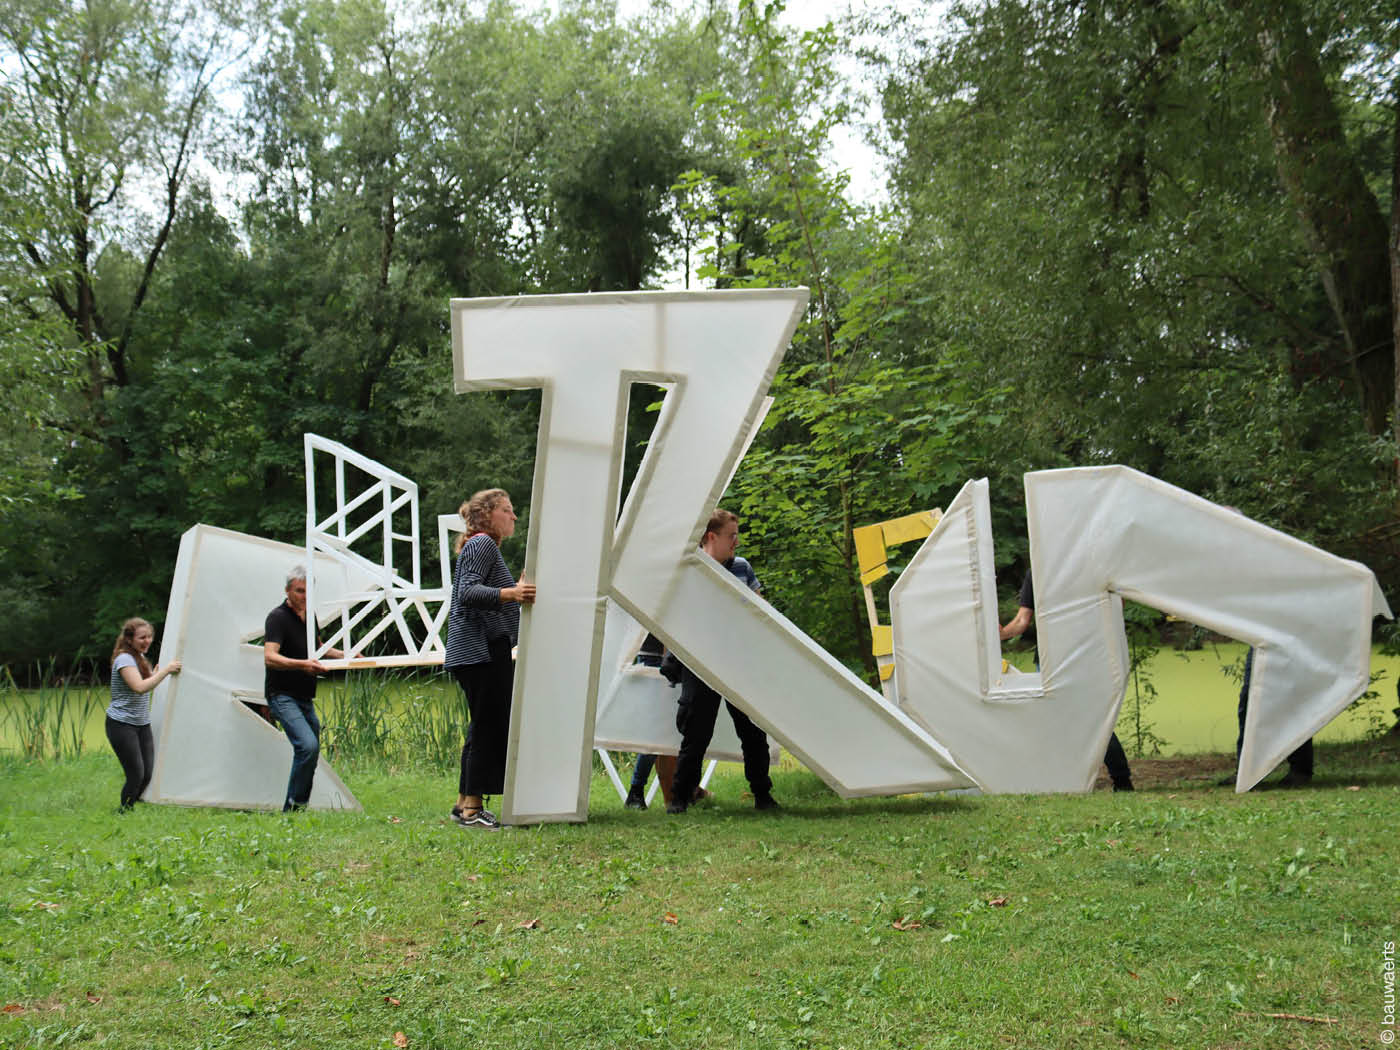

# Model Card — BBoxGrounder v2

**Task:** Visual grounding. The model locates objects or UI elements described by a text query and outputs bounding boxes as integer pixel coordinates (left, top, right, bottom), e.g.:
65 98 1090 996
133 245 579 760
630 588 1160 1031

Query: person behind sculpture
668 508 779 815
1217 647 1314 788
445 488 536 830
1212 509 1314 789
999 570 1135 791
106 617 182 810
623 633 678 811
264 566 344 812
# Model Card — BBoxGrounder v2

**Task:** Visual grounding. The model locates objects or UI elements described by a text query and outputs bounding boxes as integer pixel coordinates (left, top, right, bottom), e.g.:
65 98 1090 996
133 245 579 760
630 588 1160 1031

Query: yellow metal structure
853 509 941 692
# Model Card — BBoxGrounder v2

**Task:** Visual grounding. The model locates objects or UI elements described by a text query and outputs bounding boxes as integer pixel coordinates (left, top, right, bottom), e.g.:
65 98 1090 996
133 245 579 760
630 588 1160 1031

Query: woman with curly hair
444 489 535 829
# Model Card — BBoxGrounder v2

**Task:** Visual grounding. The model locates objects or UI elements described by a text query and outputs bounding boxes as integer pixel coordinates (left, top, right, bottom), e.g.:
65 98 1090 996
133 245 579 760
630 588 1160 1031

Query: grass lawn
3 740 1399 1049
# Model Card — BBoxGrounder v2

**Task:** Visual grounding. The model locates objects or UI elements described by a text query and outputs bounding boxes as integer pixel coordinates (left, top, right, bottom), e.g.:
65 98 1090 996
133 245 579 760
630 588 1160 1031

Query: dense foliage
1 0 1396 676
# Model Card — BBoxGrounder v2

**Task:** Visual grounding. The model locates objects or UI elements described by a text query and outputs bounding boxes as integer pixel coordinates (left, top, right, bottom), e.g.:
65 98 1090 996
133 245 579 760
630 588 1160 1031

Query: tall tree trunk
1252 8 1394 436
1391 91 1400 480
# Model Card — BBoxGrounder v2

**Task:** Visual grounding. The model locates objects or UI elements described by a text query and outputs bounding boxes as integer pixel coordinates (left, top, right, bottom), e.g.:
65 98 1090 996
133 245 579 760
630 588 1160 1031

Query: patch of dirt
1092 753 1235 792
1092 733 1400 792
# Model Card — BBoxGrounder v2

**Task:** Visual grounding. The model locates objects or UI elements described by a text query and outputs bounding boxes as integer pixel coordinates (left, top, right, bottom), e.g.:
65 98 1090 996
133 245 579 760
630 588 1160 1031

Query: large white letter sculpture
149 291 1389 814
452 290 973 824
145 434 465 810
890 469 1392 793
146 526 363 810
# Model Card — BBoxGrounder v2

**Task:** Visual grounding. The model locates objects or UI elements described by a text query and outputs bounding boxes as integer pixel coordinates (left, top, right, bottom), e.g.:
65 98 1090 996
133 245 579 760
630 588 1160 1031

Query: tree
676 1 1011 679
1239 1 1395 441
0 0 249 436
882 0 1397 585
0 0 253 661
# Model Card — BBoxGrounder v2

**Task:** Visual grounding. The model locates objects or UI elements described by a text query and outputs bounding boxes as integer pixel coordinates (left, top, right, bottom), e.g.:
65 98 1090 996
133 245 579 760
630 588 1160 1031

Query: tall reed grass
1 664 472 768
318 670 469 768
0 661 103 760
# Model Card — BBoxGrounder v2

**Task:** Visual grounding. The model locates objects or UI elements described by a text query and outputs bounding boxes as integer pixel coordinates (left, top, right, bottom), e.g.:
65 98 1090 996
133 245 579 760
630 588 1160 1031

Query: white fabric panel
592 389 772 763
148 526 196 736
453 290 974 822
453 294 651 823
623 551 973 796
891 467 1390 793
592 601 746 760
149 525 360 811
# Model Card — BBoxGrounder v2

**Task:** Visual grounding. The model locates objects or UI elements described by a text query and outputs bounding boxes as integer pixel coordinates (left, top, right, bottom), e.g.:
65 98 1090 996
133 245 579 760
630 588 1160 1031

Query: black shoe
666 799 688 815
624 788 647 810
1215 772 1237 787
1278 770 1313 788
450 806 500 829
754 794 781 811
1112 781 1133 792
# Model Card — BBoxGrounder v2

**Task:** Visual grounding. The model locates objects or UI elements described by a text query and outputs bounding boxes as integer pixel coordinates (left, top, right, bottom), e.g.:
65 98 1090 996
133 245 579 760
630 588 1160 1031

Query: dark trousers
105 716 154 809
671 667 772 803
1237 649 1313 775
629 753 656 792
454 638 514 797
1103 732 1132 788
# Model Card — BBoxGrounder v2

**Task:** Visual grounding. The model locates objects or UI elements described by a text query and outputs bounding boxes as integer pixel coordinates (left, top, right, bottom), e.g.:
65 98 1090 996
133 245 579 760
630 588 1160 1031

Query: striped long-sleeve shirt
107 653 150 725
444 534 520 667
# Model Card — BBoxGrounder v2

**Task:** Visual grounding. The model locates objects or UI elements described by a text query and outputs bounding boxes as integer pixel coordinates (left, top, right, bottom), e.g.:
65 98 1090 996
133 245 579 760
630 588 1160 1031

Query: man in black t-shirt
264 566 342 811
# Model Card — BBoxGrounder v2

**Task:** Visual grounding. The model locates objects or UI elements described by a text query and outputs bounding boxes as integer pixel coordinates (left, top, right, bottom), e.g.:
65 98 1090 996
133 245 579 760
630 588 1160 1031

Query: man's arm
264 641 328 675
999 606 1033 641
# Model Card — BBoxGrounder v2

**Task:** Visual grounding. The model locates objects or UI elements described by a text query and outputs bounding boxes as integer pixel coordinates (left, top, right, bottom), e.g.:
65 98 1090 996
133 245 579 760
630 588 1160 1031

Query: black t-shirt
264 601 317 701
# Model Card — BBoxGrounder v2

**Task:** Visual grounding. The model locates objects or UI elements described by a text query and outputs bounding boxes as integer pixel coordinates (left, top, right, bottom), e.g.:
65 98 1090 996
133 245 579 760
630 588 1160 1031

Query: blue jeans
268 693 321 810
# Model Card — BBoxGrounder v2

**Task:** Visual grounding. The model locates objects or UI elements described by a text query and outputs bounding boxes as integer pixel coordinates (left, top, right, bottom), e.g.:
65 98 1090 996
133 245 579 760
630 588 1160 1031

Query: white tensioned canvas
152 292 1391 816
452 289 974 825
147 525 362 810
592 599 750 762
592 391 779 784
889 469 1393 794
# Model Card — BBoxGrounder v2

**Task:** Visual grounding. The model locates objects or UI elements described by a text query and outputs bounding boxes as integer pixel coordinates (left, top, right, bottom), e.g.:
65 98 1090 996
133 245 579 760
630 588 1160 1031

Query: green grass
3 742 1399 1049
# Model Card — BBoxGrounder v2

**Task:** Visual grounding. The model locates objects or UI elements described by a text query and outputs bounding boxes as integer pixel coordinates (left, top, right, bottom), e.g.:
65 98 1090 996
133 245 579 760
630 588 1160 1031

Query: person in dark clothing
443 488 536 829
667 509 778 815
999 570 1135 791
264 567 345 812
1216 647 1314 788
